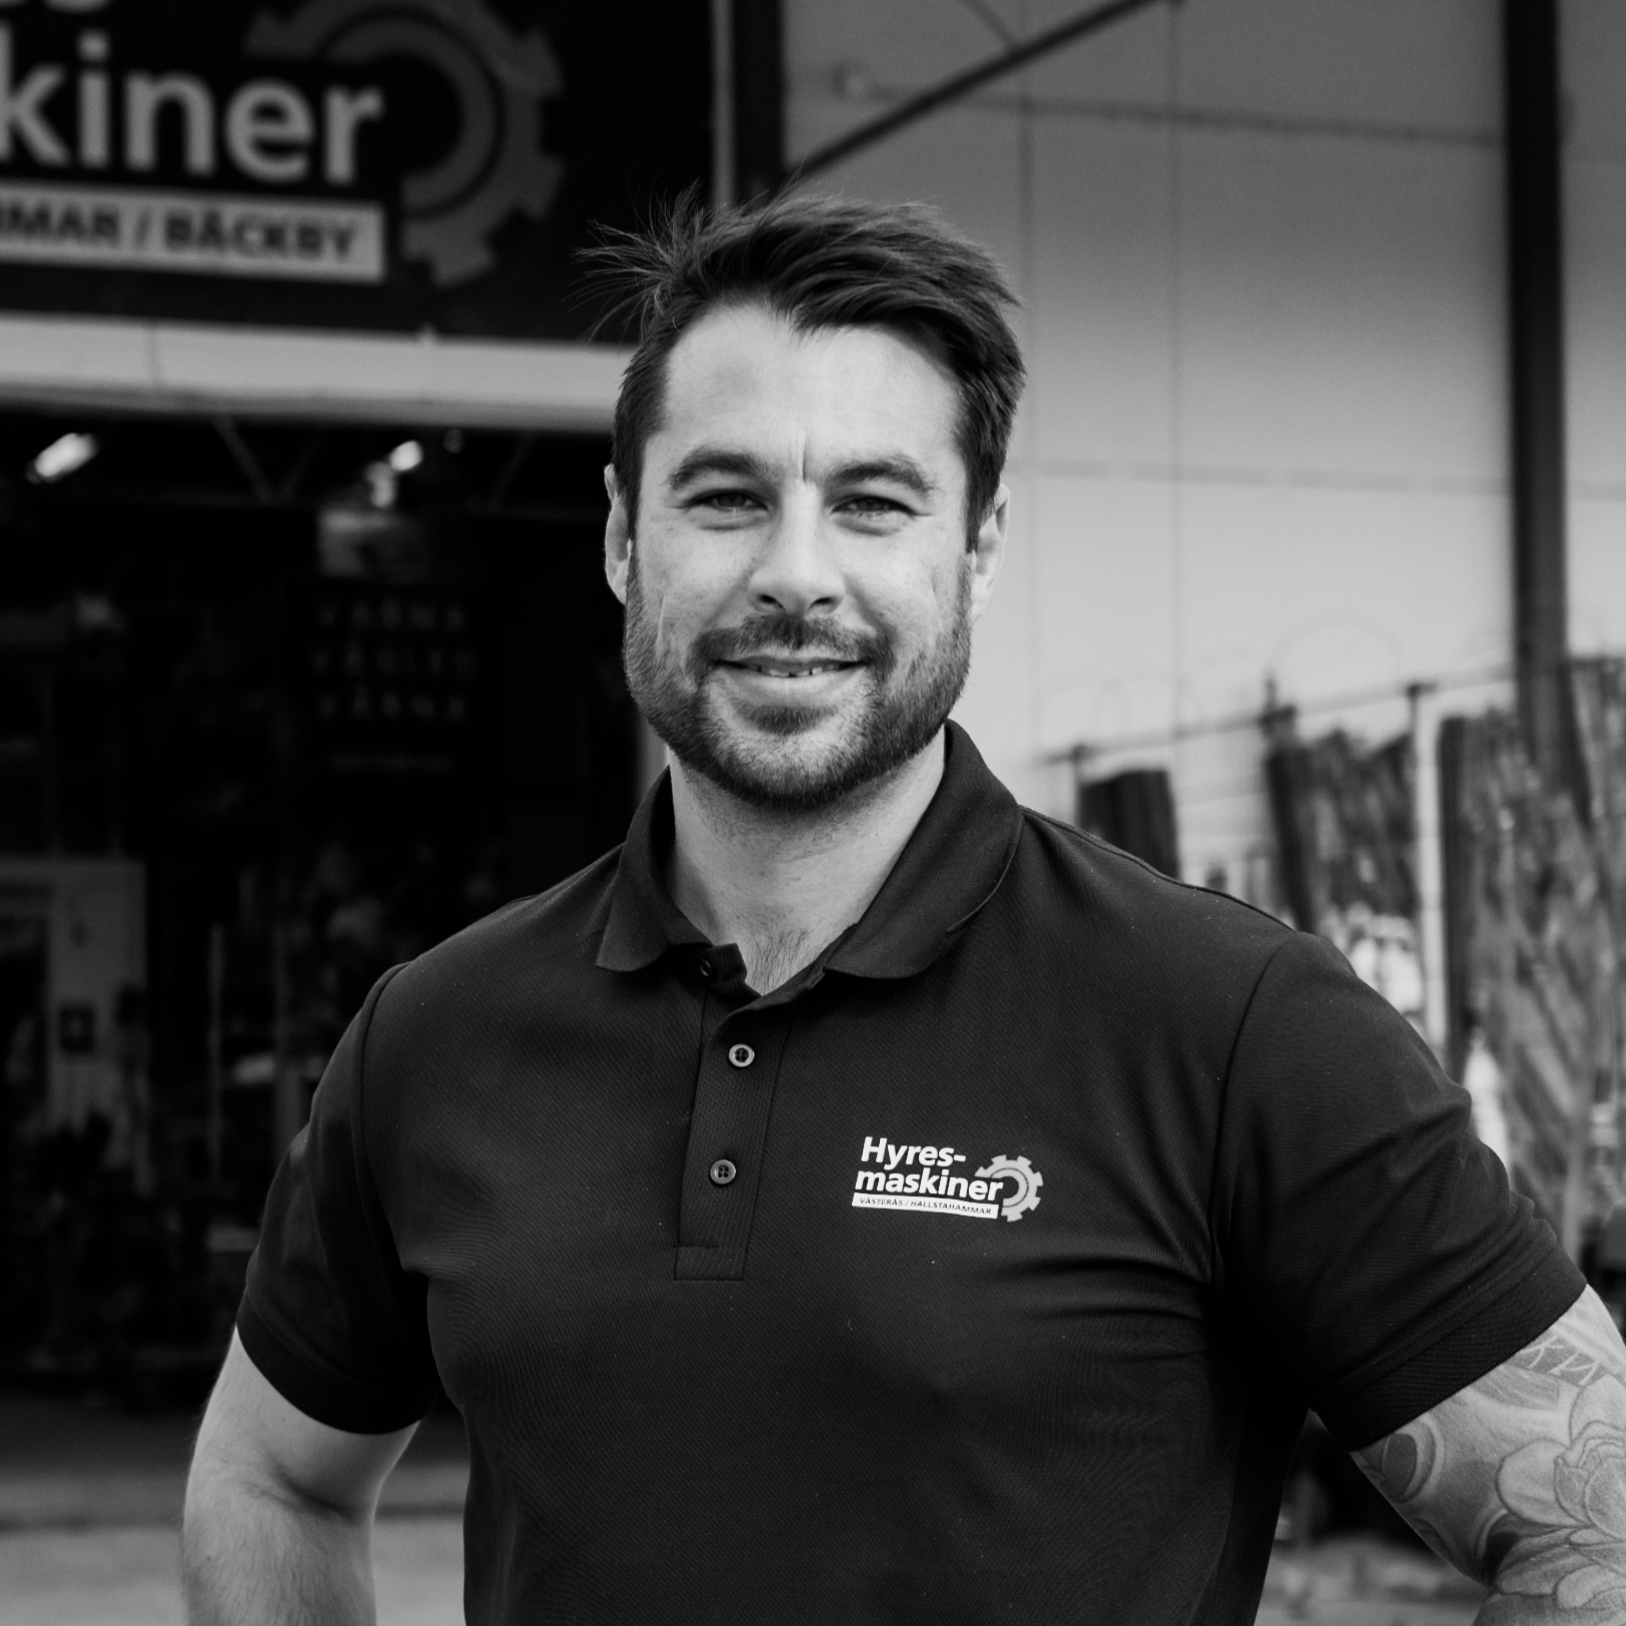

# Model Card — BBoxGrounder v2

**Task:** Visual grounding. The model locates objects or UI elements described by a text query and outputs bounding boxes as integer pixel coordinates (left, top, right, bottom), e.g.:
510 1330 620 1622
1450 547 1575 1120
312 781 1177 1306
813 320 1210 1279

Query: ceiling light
28 432 99 483
387 439 424 473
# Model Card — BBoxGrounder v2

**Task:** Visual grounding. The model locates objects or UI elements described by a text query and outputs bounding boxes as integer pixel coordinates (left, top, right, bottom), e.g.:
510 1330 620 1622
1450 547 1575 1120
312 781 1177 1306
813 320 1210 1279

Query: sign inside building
295 575 487 777
0 0 710 338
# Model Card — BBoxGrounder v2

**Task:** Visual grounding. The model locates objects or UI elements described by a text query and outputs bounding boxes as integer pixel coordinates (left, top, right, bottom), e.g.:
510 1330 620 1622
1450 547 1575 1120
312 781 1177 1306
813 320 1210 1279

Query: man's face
603 305 1006 812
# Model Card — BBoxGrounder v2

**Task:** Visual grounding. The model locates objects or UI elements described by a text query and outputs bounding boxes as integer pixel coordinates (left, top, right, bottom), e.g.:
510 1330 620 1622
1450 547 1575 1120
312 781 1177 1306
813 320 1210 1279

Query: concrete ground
0 1520 465 1626
1256 1539 1485 1625
0 1526 1489 1626
0 1388 1488 1624
0 1386 468 1625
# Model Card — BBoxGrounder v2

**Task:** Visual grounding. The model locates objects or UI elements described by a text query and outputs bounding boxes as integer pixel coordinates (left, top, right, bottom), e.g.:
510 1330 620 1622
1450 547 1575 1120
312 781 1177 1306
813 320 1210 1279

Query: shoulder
368 846 623 1036
1001 806 1297 996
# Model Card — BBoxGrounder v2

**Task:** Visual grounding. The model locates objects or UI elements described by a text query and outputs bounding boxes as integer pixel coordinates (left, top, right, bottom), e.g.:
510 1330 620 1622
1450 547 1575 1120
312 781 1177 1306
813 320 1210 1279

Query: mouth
720 655 863 680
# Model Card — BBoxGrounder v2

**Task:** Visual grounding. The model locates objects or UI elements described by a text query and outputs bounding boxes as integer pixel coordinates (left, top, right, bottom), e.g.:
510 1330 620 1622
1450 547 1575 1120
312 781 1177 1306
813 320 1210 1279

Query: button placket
674 1008 790 1282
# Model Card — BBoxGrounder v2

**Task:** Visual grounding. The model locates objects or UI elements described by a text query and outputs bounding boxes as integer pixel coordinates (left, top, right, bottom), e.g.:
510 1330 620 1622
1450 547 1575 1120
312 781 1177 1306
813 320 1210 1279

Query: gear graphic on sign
974 1154 1043 1223
244 0 563 286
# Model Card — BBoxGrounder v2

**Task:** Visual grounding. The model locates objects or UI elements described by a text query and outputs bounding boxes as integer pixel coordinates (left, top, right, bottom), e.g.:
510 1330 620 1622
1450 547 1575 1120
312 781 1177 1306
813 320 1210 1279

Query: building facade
0 0 1621 1371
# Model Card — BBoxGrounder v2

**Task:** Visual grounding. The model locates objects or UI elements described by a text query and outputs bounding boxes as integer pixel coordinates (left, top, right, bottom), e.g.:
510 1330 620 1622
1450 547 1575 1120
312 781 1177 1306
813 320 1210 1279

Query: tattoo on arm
1354 1287 1626 1623
1512 1331 1610 1389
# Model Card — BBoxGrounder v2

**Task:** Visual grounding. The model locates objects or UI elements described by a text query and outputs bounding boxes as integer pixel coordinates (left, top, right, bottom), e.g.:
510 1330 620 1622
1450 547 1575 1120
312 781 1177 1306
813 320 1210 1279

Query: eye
690 488 764 515
838 493 912 522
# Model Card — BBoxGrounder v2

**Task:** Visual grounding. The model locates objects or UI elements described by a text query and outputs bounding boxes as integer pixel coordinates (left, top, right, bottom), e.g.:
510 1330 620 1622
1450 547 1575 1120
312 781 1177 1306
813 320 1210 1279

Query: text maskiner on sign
0 179 383 281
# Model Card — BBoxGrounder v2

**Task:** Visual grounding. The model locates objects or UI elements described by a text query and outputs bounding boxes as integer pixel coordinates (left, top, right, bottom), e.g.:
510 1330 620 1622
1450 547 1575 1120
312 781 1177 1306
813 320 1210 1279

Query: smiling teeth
744 662 842 677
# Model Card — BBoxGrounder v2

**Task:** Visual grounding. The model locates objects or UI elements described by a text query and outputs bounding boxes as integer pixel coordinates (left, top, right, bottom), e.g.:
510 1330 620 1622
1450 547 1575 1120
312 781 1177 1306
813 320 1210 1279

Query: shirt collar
596 722 1022 981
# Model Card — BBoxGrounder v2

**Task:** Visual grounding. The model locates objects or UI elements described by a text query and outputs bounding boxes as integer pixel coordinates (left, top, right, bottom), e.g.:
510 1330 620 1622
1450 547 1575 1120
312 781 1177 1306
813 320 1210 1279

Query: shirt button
699 959 714 980
727 1043 755 1068
709 1158 737 1186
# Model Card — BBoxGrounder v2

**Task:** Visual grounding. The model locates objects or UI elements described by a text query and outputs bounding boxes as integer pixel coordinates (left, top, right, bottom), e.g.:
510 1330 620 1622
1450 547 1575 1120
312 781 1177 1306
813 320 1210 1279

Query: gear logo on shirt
975 1154 1044 1221
852 1137 1043 1222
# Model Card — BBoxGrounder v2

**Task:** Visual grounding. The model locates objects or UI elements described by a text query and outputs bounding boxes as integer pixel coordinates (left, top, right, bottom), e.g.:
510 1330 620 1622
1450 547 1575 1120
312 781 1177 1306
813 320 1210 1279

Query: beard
622 561 973 814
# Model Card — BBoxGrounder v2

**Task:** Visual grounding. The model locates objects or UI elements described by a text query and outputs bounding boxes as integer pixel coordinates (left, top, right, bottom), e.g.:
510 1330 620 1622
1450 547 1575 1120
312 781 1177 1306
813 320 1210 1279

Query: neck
665 733 947 993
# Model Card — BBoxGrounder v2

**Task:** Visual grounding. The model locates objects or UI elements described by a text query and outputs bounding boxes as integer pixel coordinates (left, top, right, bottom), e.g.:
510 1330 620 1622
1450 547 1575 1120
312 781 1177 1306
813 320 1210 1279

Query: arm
1355 1286 1626 1624
182 1331 419 1626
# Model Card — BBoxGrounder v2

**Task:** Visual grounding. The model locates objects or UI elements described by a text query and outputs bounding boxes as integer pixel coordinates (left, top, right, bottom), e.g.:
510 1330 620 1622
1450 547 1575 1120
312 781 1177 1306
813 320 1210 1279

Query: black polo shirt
239 723 1581 1625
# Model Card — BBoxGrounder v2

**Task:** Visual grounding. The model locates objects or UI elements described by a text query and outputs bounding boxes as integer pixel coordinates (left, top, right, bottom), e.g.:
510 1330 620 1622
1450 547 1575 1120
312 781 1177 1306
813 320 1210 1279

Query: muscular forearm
182 1464 379 1626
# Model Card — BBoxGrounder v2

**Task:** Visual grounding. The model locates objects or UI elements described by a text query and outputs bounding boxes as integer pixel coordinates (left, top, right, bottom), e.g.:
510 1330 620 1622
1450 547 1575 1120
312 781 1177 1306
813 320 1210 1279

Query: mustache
691 614 889 673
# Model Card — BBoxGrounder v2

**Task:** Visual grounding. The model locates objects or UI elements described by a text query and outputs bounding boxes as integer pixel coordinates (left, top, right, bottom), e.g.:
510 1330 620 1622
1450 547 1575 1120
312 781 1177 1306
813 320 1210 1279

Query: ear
604 465 632 605
967 482 1009 625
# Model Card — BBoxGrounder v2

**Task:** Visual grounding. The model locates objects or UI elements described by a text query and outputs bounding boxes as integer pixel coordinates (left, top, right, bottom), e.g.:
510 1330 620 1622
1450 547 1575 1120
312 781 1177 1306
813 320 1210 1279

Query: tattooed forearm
1354 1287 1626 1623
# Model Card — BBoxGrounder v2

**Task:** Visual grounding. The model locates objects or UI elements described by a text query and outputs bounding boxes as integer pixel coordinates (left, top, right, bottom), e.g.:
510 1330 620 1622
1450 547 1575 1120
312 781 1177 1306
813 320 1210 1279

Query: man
183 195 1626 1624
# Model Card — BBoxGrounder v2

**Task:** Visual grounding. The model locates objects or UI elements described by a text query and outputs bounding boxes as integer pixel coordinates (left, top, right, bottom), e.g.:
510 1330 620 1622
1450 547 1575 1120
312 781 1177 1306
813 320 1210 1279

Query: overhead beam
788 0 1171 187
0 313 628 431
213 417 273 504
1504 0 1569 783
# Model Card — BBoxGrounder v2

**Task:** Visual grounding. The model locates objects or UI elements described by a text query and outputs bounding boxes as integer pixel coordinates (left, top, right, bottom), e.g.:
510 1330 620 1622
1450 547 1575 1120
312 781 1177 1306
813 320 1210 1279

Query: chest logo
851 1137 1043 1223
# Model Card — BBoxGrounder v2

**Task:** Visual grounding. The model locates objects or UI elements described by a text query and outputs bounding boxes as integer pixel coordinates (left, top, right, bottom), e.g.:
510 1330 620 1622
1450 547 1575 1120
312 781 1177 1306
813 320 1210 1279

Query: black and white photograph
0 3 1624 1622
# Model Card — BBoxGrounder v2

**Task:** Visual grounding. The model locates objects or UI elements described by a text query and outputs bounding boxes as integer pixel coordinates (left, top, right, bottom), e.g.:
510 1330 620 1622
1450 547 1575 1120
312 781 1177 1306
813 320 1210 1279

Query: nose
746 490 845 617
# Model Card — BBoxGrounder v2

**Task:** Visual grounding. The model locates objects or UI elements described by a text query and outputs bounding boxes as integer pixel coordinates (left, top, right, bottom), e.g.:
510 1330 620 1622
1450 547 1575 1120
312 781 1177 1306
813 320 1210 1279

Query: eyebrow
832 457 941 501
666 448 777 490
666 446 941 501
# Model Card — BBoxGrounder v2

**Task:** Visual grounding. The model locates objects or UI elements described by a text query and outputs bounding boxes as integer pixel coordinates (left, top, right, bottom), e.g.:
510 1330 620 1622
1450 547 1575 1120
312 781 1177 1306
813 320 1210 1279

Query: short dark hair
589 193 1026 539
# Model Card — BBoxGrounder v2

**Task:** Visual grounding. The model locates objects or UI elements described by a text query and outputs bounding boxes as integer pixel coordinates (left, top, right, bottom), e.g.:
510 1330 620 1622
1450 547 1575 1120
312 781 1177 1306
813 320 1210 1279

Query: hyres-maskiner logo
852 1136 1043 1223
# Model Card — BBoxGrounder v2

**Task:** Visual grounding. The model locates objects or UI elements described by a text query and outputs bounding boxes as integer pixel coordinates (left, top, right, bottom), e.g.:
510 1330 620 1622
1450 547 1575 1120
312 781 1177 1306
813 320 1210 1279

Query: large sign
0 0 710 338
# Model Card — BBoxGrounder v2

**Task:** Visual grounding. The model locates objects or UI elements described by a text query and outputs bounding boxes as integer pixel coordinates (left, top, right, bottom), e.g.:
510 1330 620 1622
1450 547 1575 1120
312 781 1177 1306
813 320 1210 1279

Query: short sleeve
1212 932 1584 1449
237 967 440 1433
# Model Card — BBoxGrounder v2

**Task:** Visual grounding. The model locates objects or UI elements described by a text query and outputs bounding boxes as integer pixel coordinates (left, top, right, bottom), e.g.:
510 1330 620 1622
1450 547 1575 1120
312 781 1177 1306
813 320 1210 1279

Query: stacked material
1265 666 1626 1256
1265 726 1425 1028
1267 728 1417 934
1441 663 1626 1255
